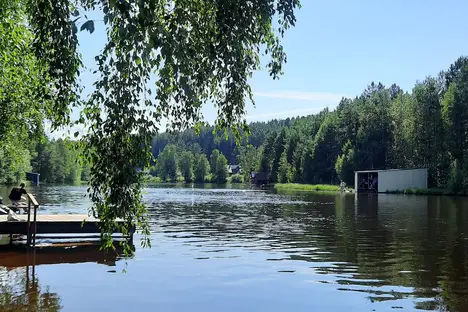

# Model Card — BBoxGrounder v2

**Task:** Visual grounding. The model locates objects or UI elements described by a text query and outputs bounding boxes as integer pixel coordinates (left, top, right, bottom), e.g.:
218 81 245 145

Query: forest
150 56 468 192
0 138 89 185
4 56 468 192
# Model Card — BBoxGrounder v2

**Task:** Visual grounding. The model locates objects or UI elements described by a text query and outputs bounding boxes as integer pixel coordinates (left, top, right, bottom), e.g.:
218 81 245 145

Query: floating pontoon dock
0 194 134 247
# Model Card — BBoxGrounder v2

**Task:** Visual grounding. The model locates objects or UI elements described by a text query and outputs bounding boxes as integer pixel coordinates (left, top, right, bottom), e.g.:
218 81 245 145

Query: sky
54 0 468 137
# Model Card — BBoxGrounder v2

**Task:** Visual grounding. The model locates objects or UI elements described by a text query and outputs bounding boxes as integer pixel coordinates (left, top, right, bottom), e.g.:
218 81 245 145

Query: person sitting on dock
8 183 27 211
340 181 346 192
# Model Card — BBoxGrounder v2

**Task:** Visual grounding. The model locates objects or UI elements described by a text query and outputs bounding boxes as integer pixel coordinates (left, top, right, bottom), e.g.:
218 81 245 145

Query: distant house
227 165 241 175
251 172 268 186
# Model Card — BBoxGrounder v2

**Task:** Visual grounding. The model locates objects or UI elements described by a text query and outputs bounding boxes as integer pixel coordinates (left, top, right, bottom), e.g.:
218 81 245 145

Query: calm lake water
1 185 468 311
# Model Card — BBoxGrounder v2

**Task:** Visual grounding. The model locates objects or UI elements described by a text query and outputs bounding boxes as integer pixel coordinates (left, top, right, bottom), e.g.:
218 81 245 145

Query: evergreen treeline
151 120 288 164
5 56 468 190
151 56 468 191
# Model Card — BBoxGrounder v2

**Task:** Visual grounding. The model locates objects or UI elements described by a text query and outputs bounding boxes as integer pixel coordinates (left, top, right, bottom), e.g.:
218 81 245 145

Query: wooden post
32 249 36 284
33 204 38 247
129 224 135 245
26 198 31 246
26 193 40 248
26 260 30 292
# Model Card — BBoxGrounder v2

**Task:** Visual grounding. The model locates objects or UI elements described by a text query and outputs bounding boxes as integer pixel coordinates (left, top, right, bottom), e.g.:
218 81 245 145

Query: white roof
355 168 427 173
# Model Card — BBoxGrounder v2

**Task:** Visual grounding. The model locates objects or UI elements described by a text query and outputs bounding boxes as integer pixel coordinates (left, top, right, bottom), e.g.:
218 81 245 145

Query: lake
1 185 468 311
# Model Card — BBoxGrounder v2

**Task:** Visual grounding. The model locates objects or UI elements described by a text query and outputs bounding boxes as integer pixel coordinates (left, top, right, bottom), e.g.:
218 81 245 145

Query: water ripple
1 185 468 311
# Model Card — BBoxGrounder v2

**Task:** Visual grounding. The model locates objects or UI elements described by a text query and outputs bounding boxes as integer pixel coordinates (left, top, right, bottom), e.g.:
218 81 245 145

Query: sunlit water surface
1 184 468 311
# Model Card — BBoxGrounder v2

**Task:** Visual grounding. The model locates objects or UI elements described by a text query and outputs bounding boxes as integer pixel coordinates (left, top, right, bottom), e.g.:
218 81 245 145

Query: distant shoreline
274 183 467 196
274 183 353 194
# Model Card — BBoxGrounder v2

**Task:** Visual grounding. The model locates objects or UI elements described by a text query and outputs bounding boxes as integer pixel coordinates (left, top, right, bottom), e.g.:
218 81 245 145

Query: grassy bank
274 183 353 193
387 188 467 196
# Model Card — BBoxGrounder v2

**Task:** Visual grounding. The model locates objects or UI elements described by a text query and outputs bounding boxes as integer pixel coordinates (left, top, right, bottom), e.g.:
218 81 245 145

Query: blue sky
67 0 468 135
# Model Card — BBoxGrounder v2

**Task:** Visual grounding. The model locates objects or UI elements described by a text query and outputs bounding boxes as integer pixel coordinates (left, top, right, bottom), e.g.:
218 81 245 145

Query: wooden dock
0 194 134 247
0 214 131 235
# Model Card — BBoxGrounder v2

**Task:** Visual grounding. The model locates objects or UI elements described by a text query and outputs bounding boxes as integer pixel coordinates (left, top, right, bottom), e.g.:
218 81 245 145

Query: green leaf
80 20 95 34
88 20 95 34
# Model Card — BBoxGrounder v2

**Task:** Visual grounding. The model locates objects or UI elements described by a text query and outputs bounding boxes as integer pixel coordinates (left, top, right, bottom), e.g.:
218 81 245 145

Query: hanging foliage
25 0 301 255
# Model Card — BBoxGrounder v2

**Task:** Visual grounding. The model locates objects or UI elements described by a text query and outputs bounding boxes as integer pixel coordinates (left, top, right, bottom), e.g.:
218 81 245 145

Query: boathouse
25 172 40 185
354 168 428 193
251 172 268 186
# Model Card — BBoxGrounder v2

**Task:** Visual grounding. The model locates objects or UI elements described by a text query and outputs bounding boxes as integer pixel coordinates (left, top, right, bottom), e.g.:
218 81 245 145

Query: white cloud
245 90 347 121
44 121 88 140
42 91 346 134
246 106 330 121
254 91 345 102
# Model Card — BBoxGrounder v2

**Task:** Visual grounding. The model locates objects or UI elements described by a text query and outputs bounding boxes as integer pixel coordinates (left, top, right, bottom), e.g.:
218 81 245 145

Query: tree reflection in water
0 252 62 312
170 189 468 312
0 242 131 312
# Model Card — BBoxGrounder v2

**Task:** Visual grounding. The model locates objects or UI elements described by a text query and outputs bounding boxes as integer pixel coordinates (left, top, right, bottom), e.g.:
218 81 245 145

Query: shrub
274 183 346 192
448 160 464 193
206 174 216 183
229 174 244 183
144 175 162 183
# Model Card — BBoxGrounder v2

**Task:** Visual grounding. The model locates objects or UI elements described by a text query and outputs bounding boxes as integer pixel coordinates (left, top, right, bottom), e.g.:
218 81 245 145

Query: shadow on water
0 242 131 312
0 242 131 268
